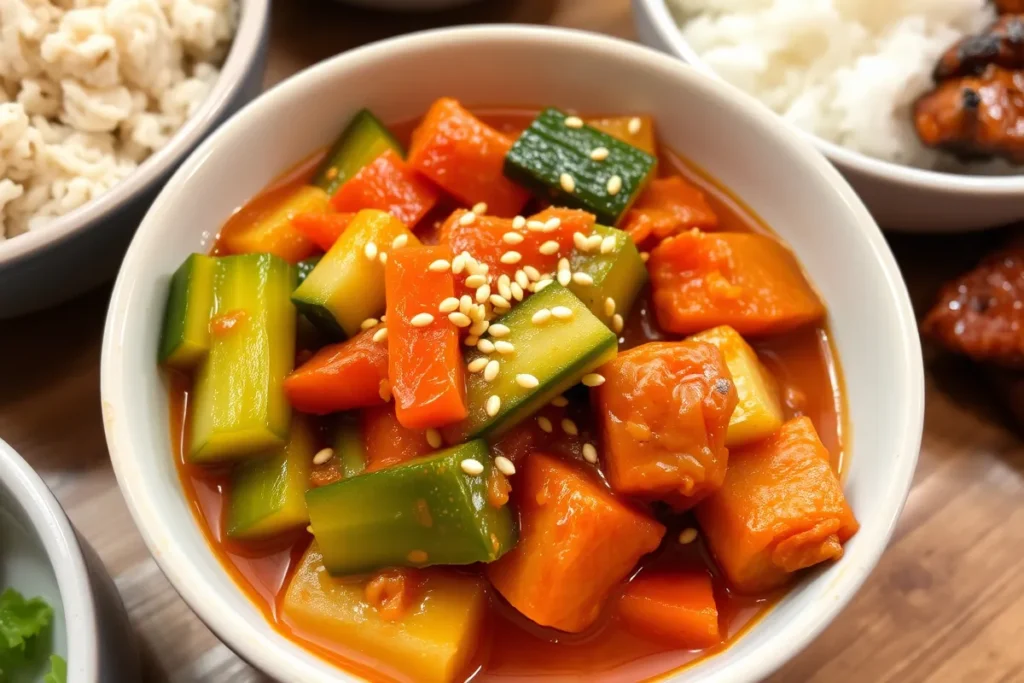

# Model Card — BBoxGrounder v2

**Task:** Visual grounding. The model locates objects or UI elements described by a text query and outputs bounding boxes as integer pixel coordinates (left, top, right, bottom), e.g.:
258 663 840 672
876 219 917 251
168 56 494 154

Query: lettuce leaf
0 588 56 679
43 655 67 683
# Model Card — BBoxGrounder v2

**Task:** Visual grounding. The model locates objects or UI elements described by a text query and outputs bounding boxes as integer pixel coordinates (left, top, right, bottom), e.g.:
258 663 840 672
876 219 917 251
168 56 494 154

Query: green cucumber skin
332 413 366 479
569 225 648 326
292 298 347 340
504 108 657 225
312 109 405 197
159 253 216 369
306 440 517 575
296 256 321 286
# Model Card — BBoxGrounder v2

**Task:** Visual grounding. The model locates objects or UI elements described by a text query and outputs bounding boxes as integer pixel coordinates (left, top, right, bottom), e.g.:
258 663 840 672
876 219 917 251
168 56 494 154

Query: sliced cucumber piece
312 109 405 197
569 224 647 329
189 253 296 464
332 413 366 479
296 255 321 285
305 440 516 575
159 253 215 370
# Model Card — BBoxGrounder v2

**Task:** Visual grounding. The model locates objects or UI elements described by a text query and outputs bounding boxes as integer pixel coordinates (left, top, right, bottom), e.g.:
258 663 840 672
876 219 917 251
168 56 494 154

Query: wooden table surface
2 1 1022 681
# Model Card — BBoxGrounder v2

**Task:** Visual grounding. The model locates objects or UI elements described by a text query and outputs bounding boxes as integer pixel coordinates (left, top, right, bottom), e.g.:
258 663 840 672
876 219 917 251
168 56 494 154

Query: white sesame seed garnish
600 235 617 254
379 252 388 265
537 416 553 433
452 253 467 274
545 217 561 231
532 309 552 325
381 314 387 322
562 418 579 436
495 341 515 355
439 297 460 314
573 232 589 251
490 294 511 309
472 202 488 215
516 373 539 388
469 261 488 276
551 396 569 407
486 395 501 417
379 379 392 402
590 146 610 161
497 276 512 301
564 115 584 128
538 240 559 255
582 373 605 387
410 313 435 327
465 274 487 289
572 272 594 286
514 270 530 289
512 215 526 229
500 251 522 264
459 211 477 226
469 320 489 336
526 219 546 232
523 265 541 281
606 175 622 195
428 259 451 272
628 116 642 135
488 324 510 338
586 234 603 251
477 338 496 354
465 335 480 347
604 297 616 317
582 443 598 463
470 304 487 322
484 359 500 381
557 257 570 272
640 252 650 263
559 173 576 193
313 447 334 466
534 278 554 292
475 284 491 303
495 456 516 476
551 306 574 320
448 311 472 327
503 232 524 245
364 241 378 260
360 317 379 330
679 527 699 544
612 314 624 333
461 458 484 476
392 234 408 250
510 282 524 301
468 357 488 373
459 294 473 314
557 270 571 286
426 428 443 449
372 327 388 343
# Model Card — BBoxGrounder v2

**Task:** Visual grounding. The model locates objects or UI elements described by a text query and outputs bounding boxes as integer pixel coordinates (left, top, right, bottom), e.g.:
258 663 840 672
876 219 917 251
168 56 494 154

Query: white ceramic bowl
0 438 138 683
632 0 1024 233
0 0 271 319
101 26 925 683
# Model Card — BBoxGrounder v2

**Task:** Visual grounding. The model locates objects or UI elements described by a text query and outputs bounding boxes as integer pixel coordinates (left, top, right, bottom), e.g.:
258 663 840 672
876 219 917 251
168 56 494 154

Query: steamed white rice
669 0 1008 171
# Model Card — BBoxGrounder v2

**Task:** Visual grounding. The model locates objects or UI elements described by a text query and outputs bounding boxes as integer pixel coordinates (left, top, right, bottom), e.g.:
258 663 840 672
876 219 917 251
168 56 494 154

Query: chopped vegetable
621 177 718 247
281 544 488 683
687 325 784 447
331 149 441 228
44 655 67 683
296 255 322 285
283 327 389 415
292 209 420 338
190 254 296 464
0 588 61 682
385 245 468 429
312 109 405 197
363 404 435 473
696 417 859 594
306 440 516 574
291 212 356 251
587 115 657 154
504 108 657 225
568 224 647 328
487 453 665 632
616 570 721 649
219 185 327 263
226 416 315 539
595 342 737 508
333 413 367 478
649 230 825 336
159 253 215 370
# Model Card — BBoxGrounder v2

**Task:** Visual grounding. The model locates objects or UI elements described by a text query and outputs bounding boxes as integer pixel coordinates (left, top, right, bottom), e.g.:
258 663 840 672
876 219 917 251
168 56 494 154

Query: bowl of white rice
0 0 270 318
632 0 1024 233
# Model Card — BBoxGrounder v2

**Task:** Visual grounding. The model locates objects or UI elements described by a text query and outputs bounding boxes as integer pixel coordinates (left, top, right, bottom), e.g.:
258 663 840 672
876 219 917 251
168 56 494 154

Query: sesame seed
487 324 509 338
360 317 379 330
586 234 603 250
381 314 387 322
472 202 488 214
640 252 650 263
679 528 699 544
628 116 642 135
514 270 530 289
364 241 378 260
538 416 553 432
582 443 598 463
429 259 451 272
313 447 334 466
379 252 388 265
612 314 624 333
600 235 617 254
572 272 594 286
523 265 541 281
460 295 474 314
503 232 524 245
495 456 516 476
464 335 480 347
410 313 434 327
461 458 485 476
497 276 513 301
534 278 554 292
562 418 578 436
558 257 570 272
307 525 314 533
516 373 539 388
392 234 408 250
469 320 489 336
477 339 496 354
485 395 501 416
372 327 388 343
526 220 546 232
564 115 584 128
439 297 460 314
559 173 576 193
557 270 571 286
604 297 616 317
551 396 569 407
475 284 491 303
470 304 487 322
490 294 511 309
484 359 500 381
469 261 488 276
459 211 476 226
606 175 622 195
538 240 559 255
448 311 472 327
590 146 610 161
510 282 524 301
582 373 605 387
379 379 392 402
573 232 589 251
468 357 488 373
545 217 562 231
465 274 487 289
452 253 467 274
532 309 552 325
500 251 522 264
512 215 526 229
426 428 443 449
551 306 574 320
495 341 515 355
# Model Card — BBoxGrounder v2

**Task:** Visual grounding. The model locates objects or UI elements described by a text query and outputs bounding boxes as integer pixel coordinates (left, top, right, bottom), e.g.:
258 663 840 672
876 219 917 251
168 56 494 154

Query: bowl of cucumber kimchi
101 26 924 683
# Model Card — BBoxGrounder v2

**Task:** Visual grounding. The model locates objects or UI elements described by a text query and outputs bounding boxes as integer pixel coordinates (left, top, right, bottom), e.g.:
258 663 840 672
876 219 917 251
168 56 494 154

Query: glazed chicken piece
996 0 1024 14
913 66 1024 163
933 14 1024 81
922 246 1024 368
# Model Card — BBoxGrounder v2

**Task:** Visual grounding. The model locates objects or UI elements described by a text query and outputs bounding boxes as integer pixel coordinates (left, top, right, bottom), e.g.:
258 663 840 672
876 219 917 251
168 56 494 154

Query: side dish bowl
632 0 1024 233
101 25 924 683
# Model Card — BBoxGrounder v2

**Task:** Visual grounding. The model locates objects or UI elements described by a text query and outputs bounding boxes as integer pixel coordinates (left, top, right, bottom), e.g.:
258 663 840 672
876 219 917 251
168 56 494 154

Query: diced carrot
283 328 389 415
219 185 326 263
622 177 718 247
649 230 826 336
696 417 859 594
408 98 530 217
291 212 356 251
487 453 665 633
595 342 737 509
331 150 441 228
617 570 721 649
385 245 468 429
587 115 657 154
362 404 435 473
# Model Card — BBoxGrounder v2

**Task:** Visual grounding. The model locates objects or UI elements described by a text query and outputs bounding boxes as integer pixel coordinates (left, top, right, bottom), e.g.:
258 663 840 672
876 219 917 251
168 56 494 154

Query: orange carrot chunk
596 342 737 509
331 149 440 229
408 98 530 217
695 416 860 594
283 328 388 415
487 453 665 633
385 245 468 429
617 570 721 649
649 230 825 336
291 211 356 251
622 177 719 247
362 404 435 473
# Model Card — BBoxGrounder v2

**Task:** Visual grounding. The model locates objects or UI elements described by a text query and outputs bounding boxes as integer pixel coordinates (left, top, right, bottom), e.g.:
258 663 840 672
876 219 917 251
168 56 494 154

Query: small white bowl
101 26 924 683
0 0 271 319
0 438 138 682
632 0 1024 233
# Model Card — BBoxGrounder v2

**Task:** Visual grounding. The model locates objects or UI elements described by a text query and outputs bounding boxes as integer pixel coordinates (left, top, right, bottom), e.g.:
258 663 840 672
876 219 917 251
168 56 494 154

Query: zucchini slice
569 224 647 330
159 253 216 370
312 109 405 197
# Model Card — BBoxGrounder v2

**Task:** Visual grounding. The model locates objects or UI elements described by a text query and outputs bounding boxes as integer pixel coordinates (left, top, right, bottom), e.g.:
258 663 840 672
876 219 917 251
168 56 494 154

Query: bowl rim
0 0 271 267
0 438 98 682
101 24 924 683
634 0 1024 195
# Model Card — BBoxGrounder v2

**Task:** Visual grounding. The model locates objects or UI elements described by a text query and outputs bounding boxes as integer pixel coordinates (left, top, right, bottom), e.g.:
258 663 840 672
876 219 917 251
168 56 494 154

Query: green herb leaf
43 654 67 683
0 588 53 653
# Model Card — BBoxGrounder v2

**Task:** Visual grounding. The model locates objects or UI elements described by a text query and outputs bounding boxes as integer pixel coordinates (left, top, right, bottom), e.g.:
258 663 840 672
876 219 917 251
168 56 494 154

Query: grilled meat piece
933 14 1024 81
923 246 1024 368
913 65 1024 163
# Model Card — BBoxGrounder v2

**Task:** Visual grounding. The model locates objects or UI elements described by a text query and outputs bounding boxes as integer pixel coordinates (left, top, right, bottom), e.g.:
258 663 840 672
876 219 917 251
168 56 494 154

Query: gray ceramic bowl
0 438 138 682
0 0 271 319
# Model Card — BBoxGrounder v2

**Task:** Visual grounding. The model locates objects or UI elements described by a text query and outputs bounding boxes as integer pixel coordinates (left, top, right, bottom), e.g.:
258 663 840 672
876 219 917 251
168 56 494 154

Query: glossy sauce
170 109 846 683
